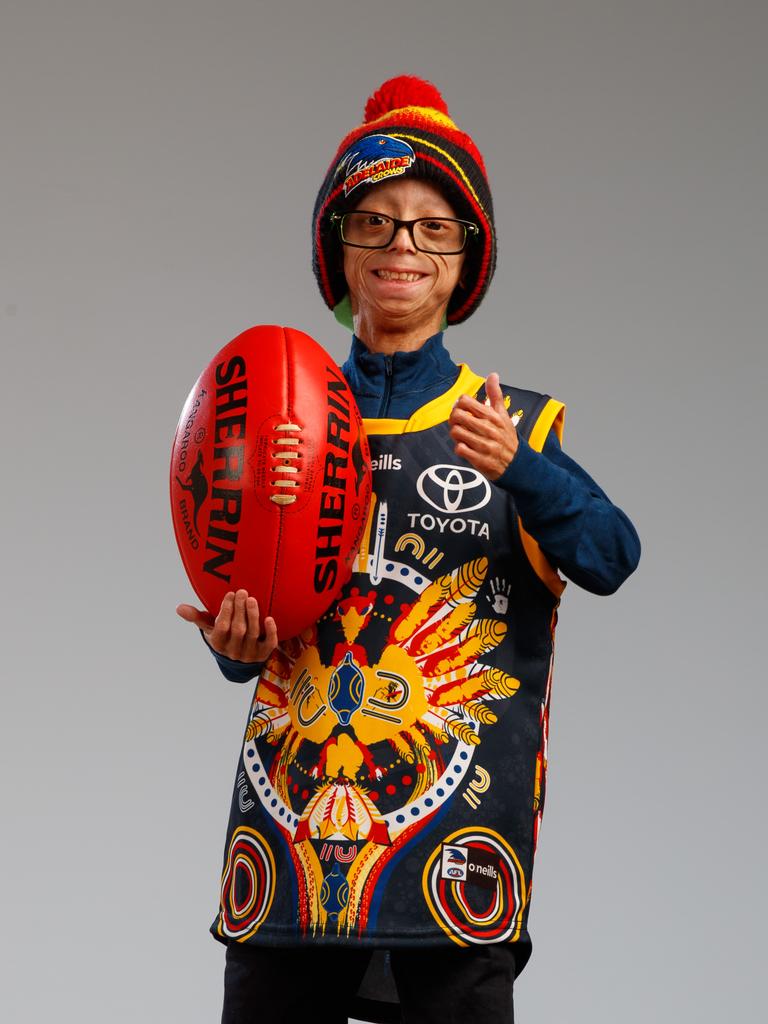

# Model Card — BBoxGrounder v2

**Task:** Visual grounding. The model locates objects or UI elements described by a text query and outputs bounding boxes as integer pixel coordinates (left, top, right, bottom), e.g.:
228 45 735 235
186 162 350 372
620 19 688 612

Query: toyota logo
416 464 492 513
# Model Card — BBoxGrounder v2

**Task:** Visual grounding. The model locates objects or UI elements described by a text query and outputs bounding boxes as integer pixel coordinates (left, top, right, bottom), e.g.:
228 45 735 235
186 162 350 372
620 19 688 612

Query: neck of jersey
341 332 461 420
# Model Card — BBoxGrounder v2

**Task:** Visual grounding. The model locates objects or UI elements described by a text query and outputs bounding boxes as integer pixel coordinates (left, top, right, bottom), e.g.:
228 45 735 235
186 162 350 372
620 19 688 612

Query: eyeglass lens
341 213 467 253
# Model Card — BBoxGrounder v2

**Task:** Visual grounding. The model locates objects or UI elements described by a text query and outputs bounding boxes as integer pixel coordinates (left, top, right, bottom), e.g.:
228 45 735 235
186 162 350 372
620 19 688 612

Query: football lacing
270 421 303 505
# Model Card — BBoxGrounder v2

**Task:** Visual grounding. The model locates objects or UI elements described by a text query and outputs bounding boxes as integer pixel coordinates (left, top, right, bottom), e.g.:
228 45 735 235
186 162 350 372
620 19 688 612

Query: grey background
2 1 765 1021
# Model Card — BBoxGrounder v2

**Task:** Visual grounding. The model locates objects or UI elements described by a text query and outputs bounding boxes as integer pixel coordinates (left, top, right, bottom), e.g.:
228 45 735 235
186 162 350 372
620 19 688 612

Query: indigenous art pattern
237 493 521 937
218 827 276 940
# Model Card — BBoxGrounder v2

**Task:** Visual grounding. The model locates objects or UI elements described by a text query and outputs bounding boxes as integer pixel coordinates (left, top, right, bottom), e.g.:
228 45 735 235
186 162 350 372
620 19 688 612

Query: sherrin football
171 325 372 639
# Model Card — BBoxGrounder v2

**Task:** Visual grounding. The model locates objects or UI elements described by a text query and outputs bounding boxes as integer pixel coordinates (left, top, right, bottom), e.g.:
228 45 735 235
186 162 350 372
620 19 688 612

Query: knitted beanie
312 75 496 327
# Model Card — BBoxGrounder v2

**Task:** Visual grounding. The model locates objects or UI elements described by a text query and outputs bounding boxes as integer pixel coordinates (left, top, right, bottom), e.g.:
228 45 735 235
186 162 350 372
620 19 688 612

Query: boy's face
342 178 466 335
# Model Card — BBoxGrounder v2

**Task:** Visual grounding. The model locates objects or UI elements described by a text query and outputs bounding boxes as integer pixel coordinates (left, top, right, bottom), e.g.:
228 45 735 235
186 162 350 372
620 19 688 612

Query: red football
171 325 372 639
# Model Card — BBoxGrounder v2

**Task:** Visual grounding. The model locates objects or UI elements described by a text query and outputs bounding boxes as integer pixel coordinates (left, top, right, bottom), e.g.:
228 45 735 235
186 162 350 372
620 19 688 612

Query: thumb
176 603 215 631
486 372 506 415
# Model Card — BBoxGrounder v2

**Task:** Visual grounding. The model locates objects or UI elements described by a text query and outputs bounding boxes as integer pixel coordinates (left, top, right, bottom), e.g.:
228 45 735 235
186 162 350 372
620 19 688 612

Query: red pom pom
364 75 449 122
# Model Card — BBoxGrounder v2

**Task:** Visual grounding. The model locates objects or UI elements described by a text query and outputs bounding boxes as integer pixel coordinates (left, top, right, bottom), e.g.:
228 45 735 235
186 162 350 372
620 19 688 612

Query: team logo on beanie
339 134 415 196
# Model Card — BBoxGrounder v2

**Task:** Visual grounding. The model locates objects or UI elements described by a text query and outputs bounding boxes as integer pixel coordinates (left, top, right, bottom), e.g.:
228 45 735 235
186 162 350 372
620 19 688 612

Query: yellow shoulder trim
518 397 567 597
363 416 408 435
408 364 485 431
363 364 485 435
528 398 565 452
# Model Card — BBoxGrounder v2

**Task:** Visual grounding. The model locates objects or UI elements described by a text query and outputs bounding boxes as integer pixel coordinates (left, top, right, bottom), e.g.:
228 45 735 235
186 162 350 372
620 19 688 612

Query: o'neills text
314 366 351 593
203 356 247 581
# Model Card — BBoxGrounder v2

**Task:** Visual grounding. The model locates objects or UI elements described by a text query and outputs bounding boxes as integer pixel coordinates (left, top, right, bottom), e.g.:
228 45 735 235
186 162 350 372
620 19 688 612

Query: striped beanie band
312 75 496 327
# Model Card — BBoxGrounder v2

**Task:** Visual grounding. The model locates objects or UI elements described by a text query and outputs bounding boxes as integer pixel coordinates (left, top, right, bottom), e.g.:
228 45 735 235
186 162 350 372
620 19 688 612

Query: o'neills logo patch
440 843 501 891
203 356 248 581
339 134 416 197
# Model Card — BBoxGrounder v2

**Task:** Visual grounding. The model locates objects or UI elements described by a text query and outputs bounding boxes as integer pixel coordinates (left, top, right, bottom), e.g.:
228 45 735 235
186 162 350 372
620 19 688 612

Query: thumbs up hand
448 372 519 481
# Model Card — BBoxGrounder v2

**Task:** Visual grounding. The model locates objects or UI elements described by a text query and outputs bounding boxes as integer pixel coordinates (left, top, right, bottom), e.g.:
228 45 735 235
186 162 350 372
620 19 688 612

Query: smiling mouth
374 269 426 282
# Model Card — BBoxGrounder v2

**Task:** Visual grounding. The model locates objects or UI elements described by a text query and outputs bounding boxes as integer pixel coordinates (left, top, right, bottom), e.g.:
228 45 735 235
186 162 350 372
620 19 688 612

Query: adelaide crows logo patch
339 134 416 196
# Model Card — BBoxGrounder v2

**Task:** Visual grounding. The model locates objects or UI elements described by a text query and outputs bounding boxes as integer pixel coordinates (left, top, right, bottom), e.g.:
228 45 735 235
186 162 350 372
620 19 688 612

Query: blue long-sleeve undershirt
209 332 640 681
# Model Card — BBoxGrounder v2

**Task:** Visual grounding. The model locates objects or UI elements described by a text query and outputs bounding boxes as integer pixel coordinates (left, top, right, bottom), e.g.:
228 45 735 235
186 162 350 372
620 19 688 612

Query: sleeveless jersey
211 365 566 970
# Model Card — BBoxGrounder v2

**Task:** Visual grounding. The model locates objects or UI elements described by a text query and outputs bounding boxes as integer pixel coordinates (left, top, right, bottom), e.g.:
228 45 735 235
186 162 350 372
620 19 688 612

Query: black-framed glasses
330 210 479 255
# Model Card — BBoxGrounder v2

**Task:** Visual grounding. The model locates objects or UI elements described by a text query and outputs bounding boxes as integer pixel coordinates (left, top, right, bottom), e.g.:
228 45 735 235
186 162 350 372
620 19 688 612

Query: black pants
222 942 515 1024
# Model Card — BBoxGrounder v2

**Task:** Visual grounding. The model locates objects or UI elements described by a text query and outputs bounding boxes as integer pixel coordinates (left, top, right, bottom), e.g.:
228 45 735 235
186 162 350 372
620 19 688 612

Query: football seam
266 327 290 621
